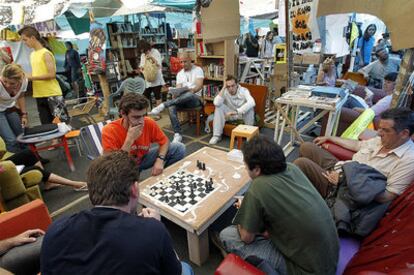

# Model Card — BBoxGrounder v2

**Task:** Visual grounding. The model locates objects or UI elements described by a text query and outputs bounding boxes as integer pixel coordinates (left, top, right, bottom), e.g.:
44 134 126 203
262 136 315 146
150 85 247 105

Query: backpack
142 57 158 82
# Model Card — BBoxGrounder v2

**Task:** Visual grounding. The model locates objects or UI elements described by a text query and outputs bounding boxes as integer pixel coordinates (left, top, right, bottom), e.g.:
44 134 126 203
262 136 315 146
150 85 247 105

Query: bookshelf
106 22 139 78
138 23 169 63
194 35 236 104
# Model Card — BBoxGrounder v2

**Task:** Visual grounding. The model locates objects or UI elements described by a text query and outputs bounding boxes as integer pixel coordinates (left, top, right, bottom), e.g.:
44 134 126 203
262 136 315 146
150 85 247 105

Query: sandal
74 184 88 192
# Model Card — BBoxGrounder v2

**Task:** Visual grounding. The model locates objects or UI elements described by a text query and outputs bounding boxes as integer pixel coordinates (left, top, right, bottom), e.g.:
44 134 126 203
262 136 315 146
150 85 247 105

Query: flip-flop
74 185 88 192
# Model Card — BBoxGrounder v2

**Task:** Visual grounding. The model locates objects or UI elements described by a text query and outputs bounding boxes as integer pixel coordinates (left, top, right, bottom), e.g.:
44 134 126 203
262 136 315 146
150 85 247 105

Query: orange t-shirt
102 117 168 164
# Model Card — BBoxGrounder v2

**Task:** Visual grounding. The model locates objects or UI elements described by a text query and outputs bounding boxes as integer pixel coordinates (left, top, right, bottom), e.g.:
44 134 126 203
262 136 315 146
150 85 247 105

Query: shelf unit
194 35 236 105
138 24 169 63
106 22 139 78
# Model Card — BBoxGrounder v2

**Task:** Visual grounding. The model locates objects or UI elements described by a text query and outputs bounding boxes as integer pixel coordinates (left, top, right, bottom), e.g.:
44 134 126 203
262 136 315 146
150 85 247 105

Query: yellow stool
229 125 259 150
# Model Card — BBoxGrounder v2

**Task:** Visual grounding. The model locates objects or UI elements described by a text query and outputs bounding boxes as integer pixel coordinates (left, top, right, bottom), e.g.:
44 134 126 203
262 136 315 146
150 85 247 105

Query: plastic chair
80 120 111 160
108 77 146 119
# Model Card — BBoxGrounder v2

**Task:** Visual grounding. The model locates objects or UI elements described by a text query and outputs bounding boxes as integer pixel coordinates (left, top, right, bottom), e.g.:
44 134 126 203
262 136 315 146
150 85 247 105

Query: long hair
18 26 53 52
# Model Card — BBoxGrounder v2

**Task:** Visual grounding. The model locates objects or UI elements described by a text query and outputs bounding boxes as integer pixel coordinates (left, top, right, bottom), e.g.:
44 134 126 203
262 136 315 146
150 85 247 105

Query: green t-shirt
234 163 339 275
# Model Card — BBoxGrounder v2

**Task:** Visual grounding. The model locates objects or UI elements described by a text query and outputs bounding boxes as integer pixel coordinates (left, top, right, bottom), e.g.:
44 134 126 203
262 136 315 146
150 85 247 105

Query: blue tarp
151 0 195 10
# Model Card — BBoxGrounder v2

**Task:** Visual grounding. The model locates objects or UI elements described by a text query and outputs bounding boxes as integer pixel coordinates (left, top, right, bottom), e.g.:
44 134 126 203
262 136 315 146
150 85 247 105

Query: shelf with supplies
106 21 139 78
197 55 225 59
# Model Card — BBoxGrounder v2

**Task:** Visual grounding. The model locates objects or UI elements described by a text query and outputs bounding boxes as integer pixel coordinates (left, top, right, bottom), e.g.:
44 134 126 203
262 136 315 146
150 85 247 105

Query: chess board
143 169 219 215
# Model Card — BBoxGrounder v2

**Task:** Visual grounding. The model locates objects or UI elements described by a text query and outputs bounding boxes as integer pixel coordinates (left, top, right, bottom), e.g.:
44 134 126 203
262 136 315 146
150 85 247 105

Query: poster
87 21 106 75
289 0 320 53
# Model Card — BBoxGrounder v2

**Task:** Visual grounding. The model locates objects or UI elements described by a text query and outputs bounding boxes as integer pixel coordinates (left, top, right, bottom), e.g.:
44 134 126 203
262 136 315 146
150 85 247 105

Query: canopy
317 0 414 50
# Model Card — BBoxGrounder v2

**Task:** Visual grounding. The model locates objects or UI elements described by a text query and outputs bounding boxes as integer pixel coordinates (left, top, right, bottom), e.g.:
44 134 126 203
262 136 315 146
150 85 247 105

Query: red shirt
102 117 168 164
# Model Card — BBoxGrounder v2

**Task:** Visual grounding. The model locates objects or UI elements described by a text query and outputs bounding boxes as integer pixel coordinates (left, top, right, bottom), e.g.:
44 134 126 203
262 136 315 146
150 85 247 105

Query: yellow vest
30 48 62 98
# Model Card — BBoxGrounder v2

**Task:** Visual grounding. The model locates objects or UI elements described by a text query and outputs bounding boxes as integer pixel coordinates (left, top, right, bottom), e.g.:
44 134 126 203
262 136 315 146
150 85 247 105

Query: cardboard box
273 63 289 97
293 54 303 64
302 53 321 65
201 0 240 42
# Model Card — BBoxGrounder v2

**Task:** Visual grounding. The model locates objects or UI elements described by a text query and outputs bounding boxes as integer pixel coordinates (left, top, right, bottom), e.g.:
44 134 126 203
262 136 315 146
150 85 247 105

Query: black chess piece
176 197 180 203
165 196 169 203
202 163 206 171
175 182 179 190
197 160 201 169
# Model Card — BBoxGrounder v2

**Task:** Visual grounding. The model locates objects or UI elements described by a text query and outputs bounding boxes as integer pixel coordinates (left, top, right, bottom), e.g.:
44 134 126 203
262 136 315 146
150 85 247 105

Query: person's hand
151 158 164 176
11 229 45 247
225 111 237 120
233 196 243 209
261 230 270 239
322 170 340 185
353 107 365 113
21 116 28 127
313 136 330 146
139 207 161 221
126 124 143 143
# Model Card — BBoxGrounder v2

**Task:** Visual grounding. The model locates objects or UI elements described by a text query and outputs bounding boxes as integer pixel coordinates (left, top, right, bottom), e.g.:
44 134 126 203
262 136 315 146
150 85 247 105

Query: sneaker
172 133 182 143
149 103 165 116
209 136 221 145
211 231 228 258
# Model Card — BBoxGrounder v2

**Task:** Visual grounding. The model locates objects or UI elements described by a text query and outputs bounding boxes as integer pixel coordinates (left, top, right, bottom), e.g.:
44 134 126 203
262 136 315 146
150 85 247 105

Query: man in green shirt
219 135 339 274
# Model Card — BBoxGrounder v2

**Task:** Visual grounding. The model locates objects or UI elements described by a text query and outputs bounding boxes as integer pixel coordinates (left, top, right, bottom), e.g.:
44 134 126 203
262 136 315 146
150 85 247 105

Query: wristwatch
157 154 166 161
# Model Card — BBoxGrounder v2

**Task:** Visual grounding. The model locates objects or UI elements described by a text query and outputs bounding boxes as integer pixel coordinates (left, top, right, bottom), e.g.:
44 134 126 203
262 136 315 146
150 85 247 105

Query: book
168 87 190 97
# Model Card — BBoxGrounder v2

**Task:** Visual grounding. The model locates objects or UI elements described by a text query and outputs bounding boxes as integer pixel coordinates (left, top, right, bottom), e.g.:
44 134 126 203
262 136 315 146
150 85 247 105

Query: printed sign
289 0 320 53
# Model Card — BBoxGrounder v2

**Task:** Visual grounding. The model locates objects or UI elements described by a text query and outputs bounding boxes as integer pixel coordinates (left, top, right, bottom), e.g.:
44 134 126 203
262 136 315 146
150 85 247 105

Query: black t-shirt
41 207 181 275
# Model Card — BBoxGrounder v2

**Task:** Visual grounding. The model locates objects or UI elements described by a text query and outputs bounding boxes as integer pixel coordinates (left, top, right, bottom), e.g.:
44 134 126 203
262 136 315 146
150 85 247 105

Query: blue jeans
0 110 25 153
220 225 287 275
165 92 202 134
139 142 186 171
181 262 194 275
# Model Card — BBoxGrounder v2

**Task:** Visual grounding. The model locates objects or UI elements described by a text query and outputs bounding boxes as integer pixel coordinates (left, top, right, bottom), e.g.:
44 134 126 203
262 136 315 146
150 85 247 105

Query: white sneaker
172 133 182 143
209 136 221 145
149 103 165 115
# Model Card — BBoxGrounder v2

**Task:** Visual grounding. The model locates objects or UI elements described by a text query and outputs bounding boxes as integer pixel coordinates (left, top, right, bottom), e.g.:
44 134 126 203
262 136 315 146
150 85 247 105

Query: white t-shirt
139 48 165 88
0 78 28 112
176 65 204 95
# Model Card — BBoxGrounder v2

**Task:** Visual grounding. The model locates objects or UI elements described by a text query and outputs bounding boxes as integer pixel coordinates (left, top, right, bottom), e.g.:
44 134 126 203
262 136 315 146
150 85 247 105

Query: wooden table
273 88 349 156
138 147 250 266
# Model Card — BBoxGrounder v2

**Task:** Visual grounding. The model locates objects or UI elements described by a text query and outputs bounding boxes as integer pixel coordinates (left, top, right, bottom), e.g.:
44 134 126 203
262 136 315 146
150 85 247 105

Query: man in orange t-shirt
102 93 185 176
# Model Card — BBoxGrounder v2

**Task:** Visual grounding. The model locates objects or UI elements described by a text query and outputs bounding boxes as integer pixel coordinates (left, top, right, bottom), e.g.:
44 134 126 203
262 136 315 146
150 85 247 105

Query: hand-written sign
289 0 319 53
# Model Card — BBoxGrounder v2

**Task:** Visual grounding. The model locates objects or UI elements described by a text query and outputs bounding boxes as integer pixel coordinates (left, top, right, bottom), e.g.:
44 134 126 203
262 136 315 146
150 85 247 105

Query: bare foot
44 183 61 191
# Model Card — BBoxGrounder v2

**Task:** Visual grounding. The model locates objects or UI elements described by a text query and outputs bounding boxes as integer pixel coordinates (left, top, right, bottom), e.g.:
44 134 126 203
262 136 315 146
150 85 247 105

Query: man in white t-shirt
149 56 204 143
209 75 256 144
0 64 29 152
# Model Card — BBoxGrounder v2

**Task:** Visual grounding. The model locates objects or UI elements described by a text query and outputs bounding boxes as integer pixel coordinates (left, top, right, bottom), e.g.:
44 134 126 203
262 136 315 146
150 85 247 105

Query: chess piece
165 196 169 203
197 160 201 169
202 163 206 171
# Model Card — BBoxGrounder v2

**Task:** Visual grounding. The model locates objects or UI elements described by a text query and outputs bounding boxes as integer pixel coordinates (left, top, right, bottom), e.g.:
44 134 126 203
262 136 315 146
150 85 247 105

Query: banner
289 0 320 53
87 21 106 75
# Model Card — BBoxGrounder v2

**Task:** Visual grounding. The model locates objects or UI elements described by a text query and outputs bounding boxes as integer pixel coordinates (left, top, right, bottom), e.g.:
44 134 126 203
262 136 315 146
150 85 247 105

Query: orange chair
342 72 368 86
52 118 82 156
0 199 51 241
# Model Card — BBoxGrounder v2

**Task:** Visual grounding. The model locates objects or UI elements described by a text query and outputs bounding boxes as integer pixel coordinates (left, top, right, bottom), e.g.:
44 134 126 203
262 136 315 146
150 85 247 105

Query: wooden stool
229 125 259 150
177 106 203 136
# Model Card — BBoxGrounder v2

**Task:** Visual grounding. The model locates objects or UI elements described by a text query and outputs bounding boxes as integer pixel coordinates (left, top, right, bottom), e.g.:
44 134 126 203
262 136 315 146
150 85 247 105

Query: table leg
61 137 75 172
187 230 209 266
28 144 41 160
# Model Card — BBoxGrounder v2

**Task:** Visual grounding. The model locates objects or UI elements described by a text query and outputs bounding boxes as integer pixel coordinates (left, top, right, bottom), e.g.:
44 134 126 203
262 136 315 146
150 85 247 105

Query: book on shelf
203 63 224 80
202 84 222 98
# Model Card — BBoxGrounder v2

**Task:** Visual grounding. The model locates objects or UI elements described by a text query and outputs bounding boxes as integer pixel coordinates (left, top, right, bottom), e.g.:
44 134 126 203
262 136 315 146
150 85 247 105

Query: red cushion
344 183 414 274
215 254 265 275
322 141 355 161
